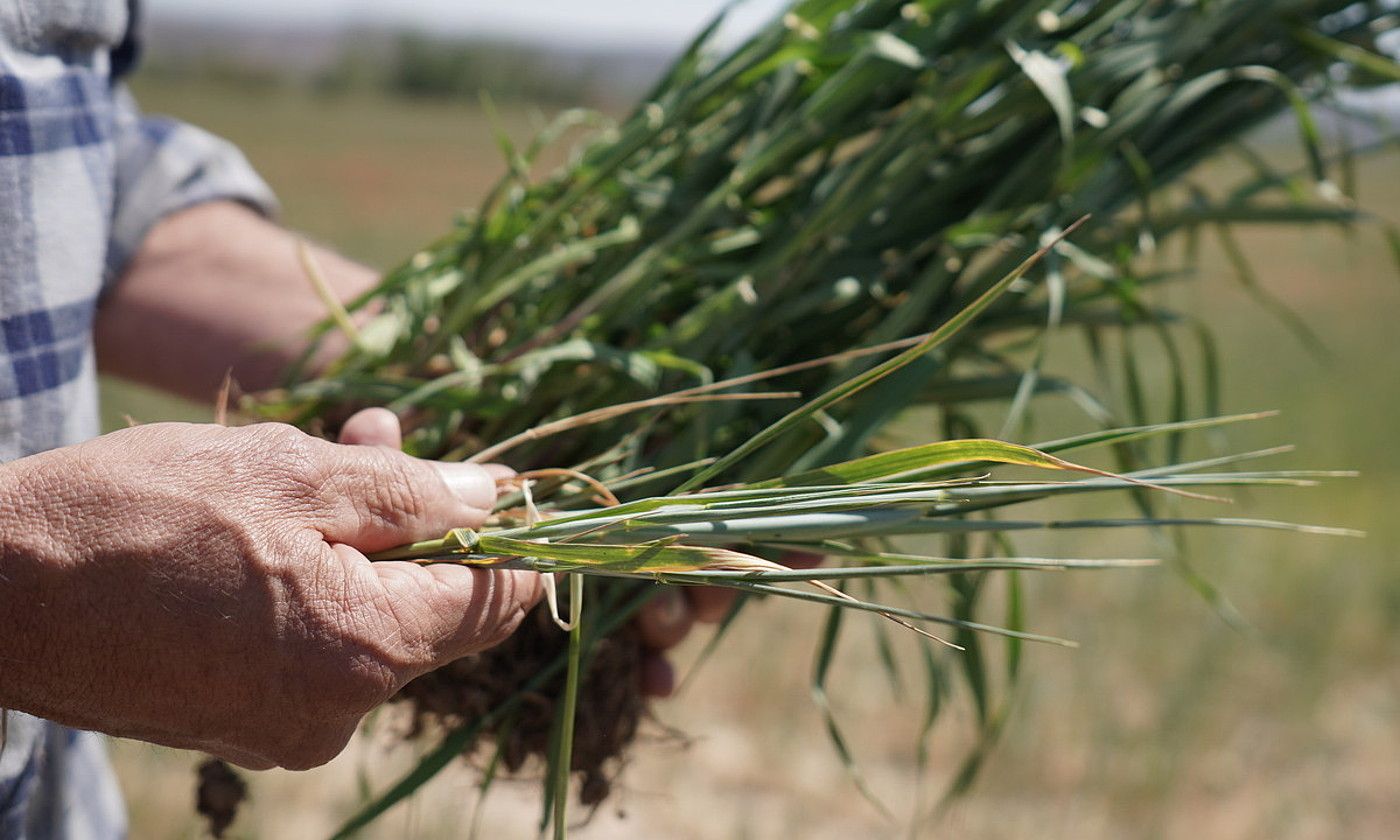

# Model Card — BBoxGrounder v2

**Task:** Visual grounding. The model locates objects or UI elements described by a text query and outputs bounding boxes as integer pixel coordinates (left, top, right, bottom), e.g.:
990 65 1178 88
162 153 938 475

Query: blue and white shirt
1 1 276 836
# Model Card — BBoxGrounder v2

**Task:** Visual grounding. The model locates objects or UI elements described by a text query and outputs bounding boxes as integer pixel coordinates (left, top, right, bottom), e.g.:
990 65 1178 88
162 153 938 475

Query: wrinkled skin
0 415 539 770
337 408 748 699
0 405 751 772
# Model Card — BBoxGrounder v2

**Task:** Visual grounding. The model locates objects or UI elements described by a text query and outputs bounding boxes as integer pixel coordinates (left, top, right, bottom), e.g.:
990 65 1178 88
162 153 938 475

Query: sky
148 0 792 47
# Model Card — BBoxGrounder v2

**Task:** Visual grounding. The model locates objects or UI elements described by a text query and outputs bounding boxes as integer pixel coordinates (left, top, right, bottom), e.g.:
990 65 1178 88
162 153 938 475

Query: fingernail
433 461 495 510
481 463 517 481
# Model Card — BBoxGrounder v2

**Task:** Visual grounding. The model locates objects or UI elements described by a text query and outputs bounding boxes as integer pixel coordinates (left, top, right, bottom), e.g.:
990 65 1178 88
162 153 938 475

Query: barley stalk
270 2 1400 836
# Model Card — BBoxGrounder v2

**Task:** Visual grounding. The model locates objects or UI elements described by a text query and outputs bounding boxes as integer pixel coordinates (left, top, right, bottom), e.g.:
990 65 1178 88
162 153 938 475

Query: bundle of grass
249 1 1396 836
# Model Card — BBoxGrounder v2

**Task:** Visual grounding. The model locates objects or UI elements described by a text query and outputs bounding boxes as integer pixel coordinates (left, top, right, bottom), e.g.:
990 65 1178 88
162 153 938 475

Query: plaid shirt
1 1 276 837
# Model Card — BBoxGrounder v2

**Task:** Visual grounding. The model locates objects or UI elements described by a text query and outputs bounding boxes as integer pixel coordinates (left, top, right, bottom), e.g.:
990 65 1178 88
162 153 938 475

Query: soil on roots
196 757 248 838
395 600 647 806
194 602 646 836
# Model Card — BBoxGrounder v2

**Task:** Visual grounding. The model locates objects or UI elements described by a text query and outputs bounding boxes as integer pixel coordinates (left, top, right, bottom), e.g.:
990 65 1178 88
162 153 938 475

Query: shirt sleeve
104 85 280 286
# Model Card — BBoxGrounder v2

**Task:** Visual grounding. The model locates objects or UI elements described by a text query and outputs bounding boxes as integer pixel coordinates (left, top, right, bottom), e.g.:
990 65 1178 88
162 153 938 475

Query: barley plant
247 1 1398 836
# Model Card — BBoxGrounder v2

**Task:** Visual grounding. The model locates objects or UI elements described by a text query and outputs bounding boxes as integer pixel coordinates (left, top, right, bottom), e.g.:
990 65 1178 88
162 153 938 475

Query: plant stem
552 574 585 840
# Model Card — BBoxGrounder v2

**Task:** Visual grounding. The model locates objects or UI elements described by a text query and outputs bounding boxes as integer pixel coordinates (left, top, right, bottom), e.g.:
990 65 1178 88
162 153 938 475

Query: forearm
95 201 376 402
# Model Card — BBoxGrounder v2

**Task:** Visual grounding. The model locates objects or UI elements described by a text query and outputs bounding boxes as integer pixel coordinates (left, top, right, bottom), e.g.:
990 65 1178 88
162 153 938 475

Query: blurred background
104 1 1399 838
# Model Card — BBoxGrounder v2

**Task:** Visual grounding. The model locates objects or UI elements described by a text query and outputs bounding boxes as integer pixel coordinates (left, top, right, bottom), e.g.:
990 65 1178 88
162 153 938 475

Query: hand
338 409 803 700
301 409 804 701
0 417 541 771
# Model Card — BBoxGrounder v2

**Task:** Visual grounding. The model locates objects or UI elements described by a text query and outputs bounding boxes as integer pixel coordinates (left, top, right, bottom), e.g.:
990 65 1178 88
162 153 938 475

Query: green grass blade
689 579 1077 647
752 437 1158 488
476 534 773 573
329 715 490 839
328 587 654 839
551 575 584 839
642 557 1159 582
811 604 893 818
673 218 1088 492
1292 27 1400 83
1008 42 1075 171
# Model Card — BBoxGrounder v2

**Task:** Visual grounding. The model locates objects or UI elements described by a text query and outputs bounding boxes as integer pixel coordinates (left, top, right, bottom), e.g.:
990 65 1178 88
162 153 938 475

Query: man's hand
334 408 716 700
333 409 769 701
0 418 542 771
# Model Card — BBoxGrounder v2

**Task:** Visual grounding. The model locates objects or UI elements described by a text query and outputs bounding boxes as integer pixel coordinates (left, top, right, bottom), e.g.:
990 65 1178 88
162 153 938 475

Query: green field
106 74 1400 839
